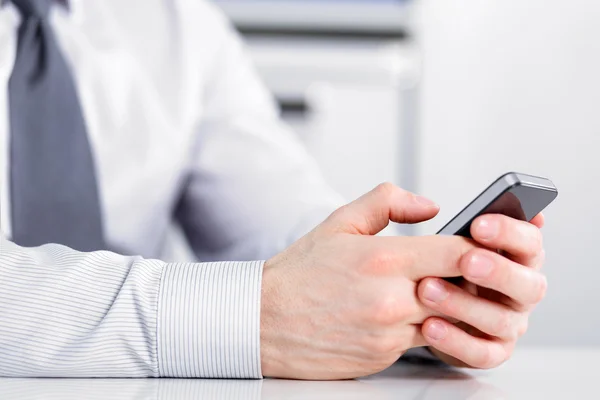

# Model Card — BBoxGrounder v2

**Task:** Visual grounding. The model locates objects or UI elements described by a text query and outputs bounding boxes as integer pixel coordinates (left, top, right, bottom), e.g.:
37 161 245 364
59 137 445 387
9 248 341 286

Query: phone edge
435 172 557 236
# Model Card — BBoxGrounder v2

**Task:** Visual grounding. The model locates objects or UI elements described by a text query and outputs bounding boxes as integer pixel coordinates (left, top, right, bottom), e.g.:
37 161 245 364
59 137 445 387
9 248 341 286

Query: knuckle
476 345 502 369
497 257 514 288
533 229 544 254
370 293 403 326
398 244 418 271
329 204 352 223
365 248 396 275
374 182 396 199
524 227 544 258
502 347 513 365
491 310 513 338
537 249 547 269
462 248 498 283
533 275 548 304
475 345 493 369
366 336 401 355
517 319 529 337
457 240 480 268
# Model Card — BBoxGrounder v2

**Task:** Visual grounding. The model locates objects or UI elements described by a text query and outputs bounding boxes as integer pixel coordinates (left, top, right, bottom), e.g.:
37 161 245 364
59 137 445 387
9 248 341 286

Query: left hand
417 213 547 368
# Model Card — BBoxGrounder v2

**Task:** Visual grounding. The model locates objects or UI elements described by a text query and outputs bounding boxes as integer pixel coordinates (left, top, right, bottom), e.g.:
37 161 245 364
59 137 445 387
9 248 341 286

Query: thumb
325 183 440 235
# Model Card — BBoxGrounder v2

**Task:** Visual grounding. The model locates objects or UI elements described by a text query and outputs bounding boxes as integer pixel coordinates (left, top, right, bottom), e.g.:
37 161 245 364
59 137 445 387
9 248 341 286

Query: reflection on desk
0 347 596 400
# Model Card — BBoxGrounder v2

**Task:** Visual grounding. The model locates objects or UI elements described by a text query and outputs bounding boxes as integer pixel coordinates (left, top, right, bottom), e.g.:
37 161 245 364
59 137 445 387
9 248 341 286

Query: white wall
245 37 419 236
415 0 600 345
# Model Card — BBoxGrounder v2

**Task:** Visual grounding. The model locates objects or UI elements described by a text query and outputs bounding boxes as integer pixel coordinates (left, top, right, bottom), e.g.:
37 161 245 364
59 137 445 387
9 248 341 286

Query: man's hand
260 183 479 380
417 214 547 369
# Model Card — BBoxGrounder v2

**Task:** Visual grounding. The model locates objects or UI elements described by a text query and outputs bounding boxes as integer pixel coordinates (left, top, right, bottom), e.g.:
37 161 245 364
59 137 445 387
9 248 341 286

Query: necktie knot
12 0 50 19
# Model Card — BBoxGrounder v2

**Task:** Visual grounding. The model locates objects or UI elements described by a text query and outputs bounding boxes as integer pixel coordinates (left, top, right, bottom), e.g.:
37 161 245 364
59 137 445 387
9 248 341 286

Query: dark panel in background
213 0 413 39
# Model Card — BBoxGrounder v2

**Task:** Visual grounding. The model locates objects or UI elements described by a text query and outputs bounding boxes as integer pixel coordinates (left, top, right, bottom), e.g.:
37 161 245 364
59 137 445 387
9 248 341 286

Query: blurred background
212 0 600 346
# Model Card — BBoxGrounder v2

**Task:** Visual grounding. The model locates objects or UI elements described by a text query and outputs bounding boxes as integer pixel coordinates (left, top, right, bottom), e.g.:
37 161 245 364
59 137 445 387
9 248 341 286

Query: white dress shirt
0 0 431 378
0 0 344 261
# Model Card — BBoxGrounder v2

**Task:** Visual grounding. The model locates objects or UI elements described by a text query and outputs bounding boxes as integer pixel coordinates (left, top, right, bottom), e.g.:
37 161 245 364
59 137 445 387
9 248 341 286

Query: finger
372 279 450 325
530 213 545 229
406 326 429 348
422 318 508 369
325 183 440 235
470 214 543 266
418 278 527 340
406 295 456 326
460 248 548 308
381 235 479 281
368 325 429 355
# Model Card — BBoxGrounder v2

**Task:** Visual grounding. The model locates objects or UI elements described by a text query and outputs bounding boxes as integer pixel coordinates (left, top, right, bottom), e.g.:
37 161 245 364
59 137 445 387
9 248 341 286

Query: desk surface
0 347 596 399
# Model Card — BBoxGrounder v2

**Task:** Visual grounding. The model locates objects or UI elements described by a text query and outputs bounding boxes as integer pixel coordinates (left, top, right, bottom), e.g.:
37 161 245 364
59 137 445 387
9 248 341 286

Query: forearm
0 237 263 378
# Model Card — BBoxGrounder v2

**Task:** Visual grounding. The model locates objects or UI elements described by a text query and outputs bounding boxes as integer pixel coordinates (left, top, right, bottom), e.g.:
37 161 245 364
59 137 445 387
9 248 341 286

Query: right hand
260 183 478 380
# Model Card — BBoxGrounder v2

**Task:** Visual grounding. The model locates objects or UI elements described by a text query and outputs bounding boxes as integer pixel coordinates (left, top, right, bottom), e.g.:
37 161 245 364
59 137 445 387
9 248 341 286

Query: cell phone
437 172 558 238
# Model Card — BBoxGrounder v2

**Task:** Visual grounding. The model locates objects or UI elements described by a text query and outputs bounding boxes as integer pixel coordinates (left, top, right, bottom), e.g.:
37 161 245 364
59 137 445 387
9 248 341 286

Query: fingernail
474 218 499 240
415 195 438 207
426 321 447 340
423 280 449 303
467 254 494 278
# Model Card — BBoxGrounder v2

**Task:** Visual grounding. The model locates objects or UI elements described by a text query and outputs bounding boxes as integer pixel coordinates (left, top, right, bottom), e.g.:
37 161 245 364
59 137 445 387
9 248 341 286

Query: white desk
0 347 596 399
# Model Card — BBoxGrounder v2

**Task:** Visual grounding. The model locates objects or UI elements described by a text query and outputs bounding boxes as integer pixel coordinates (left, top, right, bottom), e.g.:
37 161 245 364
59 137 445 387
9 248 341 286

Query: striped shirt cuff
157 261 264 378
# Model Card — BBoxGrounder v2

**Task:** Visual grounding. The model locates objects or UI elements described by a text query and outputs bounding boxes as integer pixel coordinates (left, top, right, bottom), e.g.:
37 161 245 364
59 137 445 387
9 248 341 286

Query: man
0 0 547 379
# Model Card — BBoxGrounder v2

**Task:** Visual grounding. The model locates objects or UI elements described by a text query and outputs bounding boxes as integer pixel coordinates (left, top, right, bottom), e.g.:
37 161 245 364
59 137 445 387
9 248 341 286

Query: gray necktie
9 0 106 251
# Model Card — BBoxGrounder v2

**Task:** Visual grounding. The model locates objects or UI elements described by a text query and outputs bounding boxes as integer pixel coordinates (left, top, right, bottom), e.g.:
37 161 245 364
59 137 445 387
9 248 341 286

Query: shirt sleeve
174 2 346 263
0 236 263 378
